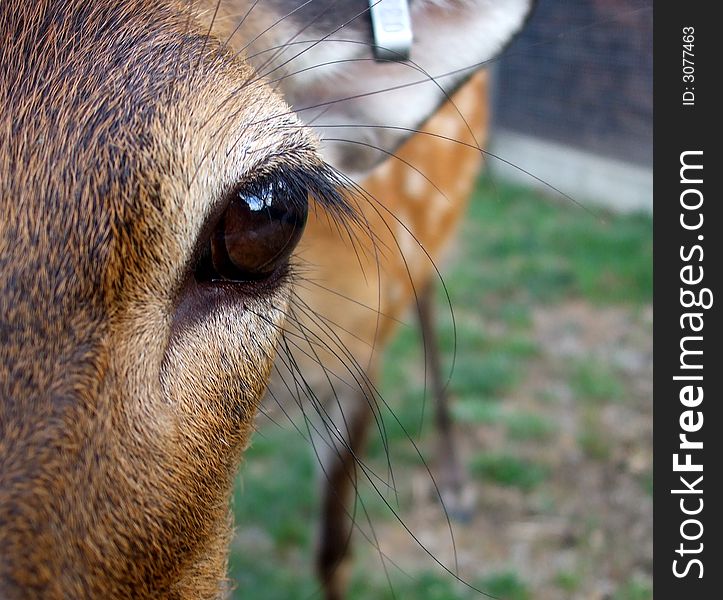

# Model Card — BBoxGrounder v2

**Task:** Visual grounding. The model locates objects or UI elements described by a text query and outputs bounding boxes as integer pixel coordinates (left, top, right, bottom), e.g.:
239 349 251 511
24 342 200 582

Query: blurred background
229 1 653 598
490 0 652 214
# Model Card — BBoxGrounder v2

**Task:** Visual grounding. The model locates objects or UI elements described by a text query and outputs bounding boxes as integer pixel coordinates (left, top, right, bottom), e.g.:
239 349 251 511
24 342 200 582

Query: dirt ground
354 300 653 599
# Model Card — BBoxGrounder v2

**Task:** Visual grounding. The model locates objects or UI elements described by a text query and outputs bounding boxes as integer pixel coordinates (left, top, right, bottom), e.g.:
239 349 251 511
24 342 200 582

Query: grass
571 359 624 404
578 425 612 461
230 426 320 598
505 412 557 441
554 569 582 593
452 398 502 425
451 401 556 442
234 427 316 548
612 577 653 600
641 470 654 496
470 453 548 491
229 175 653 598
477 571 531 600
348 570 531 600
452 176 653 308
350 571 479 600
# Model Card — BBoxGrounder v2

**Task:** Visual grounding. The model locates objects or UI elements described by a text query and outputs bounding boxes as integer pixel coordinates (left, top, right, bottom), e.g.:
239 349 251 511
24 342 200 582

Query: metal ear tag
369 0 413 62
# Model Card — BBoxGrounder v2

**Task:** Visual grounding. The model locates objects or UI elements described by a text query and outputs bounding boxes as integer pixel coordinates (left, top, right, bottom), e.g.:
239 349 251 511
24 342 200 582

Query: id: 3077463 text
682 26 695 106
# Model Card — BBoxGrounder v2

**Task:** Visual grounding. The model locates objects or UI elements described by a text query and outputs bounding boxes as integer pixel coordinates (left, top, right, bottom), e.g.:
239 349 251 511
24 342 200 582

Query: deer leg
314 386 374 600
416 280 473 521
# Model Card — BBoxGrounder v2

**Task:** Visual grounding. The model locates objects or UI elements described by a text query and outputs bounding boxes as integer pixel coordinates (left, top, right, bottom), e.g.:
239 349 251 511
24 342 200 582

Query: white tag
369 0 413 61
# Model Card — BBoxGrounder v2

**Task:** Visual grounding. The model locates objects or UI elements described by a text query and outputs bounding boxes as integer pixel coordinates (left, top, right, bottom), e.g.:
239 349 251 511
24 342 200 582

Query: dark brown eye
195 177 308 283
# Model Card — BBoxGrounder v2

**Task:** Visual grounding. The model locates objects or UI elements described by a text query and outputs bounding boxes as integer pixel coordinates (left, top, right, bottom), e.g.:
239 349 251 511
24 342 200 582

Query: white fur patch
281 0 532 180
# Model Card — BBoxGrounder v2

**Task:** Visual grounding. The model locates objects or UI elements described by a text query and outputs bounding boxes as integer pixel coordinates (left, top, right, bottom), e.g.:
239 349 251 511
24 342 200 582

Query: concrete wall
489 130 652 214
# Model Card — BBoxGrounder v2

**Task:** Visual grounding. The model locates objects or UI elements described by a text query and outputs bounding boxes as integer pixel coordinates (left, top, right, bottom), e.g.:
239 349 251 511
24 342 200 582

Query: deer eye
195 176 308 283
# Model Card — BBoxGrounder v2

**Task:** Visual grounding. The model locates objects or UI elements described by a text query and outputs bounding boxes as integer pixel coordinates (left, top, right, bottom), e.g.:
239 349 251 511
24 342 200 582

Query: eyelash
192 165 349 285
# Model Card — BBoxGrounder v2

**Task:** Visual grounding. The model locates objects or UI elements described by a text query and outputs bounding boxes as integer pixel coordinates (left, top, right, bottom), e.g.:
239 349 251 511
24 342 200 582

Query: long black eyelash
186 160 359 279
273 161 356 224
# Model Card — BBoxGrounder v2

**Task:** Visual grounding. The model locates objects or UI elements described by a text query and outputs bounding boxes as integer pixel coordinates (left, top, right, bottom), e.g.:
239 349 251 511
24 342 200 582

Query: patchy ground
351 301 653 600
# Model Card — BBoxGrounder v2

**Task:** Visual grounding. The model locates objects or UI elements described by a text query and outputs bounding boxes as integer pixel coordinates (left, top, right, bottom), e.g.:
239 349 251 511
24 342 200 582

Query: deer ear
257 0 535 180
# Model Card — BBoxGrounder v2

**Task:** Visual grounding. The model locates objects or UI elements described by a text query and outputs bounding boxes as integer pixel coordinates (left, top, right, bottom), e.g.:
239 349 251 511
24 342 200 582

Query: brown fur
277 72 488 396
1 1 323 597
1 0 530 597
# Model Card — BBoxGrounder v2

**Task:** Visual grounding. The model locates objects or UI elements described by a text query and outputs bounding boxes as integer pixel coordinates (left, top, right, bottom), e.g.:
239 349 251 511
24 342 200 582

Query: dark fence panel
493 0 653 166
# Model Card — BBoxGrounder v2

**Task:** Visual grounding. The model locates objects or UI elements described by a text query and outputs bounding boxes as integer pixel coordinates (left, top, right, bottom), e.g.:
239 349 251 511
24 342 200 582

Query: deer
0 1 533 599
265 71 491 598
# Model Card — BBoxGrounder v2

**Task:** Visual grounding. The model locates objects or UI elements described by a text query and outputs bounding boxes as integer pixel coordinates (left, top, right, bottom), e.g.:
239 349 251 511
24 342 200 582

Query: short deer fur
0 1 533 598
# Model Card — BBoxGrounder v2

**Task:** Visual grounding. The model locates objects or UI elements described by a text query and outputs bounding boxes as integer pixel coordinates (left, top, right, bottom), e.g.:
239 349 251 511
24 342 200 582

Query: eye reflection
245 193 266 212
195 176 308 283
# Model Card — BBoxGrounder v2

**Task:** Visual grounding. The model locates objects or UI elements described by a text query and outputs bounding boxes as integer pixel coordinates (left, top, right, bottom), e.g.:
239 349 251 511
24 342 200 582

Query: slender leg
416 280 473 521
315 388 374 600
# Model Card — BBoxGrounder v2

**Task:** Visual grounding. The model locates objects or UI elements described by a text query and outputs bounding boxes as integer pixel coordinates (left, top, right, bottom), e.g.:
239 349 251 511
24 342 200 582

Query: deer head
0 1 533 597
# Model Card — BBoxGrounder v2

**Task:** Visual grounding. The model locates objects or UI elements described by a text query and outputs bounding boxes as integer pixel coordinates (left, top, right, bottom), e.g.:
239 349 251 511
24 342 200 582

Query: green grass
554 569 582 593
230 426 320 598
476 571 531 600
348 569 531 600
449 353 520 399
452 176 653 308
451 401 556 442
229 175 653 598
505 412 557 441
612 577 653 600
571 359 624 404
452 398 502 425
470 453 548 491
350 571 476 600
578 428 612 461
576 404 610 460
640 470 654 496
234 427 317 548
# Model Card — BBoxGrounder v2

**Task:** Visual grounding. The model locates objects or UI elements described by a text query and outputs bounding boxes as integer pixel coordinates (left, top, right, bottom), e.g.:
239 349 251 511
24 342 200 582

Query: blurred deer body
269 71 488 598
1 1 531 598
213 5 496 595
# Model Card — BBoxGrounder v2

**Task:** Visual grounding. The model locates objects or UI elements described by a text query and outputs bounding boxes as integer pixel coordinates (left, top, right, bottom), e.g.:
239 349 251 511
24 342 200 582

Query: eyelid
239 162 353 220
188 165 337 270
